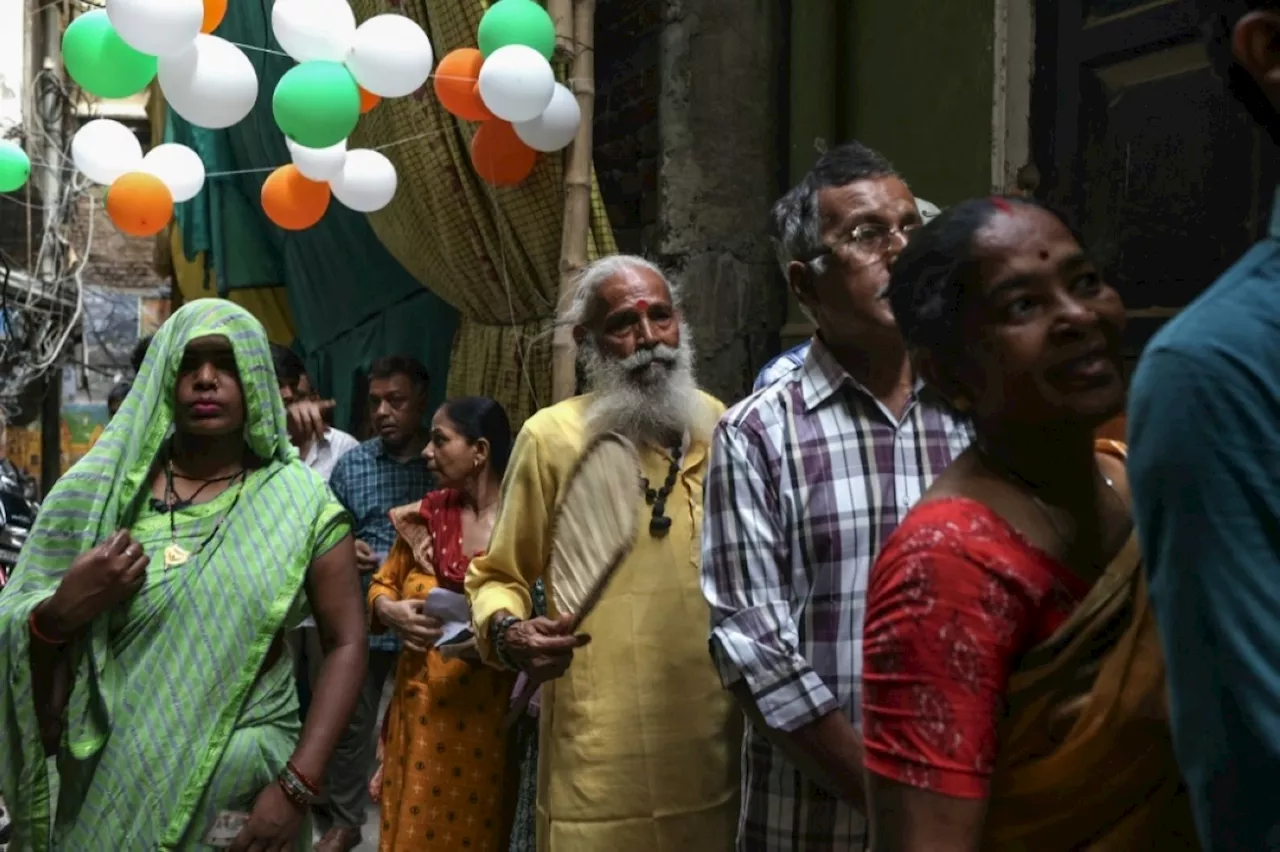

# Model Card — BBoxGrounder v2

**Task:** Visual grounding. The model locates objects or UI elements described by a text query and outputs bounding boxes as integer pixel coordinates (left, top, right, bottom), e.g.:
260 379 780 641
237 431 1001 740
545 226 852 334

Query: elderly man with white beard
466 254 740 852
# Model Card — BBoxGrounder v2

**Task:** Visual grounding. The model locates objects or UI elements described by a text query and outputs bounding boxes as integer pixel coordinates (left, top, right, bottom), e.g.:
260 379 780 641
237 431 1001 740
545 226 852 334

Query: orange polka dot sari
368 490 518 851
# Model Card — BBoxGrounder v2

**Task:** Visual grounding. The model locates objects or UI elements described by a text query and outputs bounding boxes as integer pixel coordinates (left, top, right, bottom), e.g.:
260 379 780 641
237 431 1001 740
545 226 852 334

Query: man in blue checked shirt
314 355 433 852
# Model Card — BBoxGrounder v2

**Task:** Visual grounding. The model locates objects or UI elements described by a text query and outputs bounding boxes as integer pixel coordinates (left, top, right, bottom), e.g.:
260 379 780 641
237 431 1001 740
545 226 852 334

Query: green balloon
478 0 556 60
61 10 157 100
0 141 31 193
273 62 361 150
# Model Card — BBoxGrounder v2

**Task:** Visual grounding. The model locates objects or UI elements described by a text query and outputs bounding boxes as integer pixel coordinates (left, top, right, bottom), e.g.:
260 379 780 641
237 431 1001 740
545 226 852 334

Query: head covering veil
0 300 306 850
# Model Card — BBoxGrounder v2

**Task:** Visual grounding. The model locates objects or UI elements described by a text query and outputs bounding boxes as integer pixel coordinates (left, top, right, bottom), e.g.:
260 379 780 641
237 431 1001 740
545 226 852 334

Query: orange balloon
106 172 174 238
470 120 537 186
359 87 381 114
201 0 227 33
434 48 494 122
261 164 331 231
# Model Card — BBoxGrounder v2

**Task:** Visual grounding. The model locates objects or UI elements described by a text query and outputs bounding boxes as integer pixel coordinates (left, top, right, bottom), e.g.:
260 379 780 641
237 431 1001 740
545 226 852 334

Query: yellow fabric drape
348 0 617 426
167 226 296 345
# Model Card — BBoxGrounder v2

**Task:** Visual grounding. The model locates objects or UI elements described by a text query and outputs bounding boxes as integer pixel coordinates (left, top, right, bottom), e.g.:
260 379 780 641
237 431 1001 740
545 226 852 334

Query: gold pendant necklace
163 543 191 568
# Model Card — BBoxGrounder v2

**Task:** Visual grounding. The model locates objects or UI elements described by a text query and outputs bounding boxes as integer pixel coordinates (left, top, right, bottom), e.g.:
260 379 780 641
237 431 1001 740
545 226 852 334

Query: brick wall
68 191 167 292
593 0 662 255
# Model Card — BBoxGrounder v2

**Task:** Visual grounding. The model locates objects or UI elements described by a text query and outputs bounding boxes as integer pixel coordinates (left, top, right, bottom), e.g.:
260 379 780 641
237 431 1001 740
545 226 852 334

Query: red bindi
635 299 649 311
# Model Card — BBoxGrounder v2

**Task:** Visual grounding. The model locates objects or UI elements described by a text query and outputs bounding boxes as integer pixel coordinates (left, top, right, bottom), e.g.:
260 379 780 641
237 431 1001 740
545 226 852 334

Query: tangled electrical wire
0 64 94 421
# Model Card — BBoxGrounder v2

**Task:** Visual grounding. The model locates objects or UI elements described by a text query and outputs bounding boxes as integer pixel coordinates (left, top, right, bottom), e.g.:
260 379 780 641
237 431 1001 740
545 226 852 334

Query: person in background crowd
751 197 943 392
369 395 519 851
701 143 972 851
467 254 740 852
318 355 433 852
271 342 360 723
0 300 367 850
106 380 131 420
131 334 153 374
1127 2 1280 848
272 343 359 480
862 197 1194 851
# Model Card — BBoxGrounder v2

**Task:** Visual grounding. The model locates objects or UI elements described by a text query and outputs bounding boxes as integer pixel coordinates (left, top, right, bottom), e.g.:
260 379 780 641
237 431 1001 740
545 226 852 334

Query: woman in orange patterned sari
368 396 516 851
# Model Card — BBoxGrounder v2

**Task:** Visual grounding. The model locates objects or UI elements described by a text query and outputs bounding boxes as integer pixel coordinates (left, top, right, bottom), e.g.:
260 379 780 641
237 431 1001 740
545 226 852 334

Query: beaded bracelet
492 614 522 671
28 610 67 647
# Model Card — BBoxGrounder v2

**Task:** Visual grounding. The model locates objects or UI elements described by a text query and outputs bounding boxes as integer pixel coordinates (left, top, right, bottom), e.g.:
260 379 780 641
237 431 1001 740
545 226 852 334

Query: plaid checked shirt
701 340 973 851
329 437 433 653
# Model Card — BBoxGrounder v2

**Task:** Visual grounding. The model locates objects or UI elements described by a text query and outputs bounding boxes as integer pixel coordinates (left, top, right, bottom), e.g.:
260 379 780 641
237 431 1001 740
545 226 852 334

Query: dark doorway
1033 0 1280 371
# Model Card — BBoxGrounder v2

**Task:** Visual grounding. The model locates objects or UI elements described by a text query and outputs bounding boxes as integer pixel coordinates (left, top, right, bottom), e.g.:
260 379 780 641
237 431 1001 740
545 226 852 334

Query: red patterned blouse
860 497 1093 799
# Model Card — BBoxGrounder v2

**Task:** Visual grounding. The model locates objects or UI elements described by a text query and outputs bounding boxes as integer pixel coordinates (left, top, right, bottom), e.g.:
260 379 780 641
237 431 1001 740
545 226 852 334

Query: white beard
579 323 714 446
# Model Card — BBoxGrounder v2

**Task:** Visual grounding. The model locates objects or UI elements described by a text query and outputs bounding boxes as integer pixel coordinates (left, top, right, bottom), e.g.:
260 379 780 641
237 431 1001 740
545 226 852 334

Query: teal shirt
1129 188 1280 851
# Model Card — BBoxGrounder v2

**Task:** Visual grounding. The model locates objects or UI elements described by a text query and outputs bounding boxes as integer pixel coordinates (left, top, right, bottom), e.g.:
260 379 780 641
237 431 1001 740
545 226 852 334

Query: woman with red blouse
861 197 1196 850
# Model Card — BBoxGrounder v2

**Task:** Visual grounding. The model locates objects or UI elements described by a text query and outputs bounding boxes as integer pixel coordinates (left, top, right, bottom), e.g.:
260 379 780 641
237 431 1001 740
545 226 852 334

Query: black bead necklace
641 443 682 537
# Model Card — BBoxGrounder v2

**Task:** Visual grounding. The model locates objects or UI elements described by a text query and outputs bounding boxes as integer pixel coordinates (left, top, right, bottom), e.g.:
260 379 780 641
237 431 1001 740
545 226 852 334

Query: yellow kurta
466 393 740 852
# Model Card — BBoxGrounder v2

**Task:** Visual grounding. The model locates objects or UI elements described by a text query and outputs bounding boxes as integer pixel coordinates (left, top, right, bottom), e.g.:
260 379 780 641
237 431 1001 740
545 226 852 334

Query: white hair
560 254 681 329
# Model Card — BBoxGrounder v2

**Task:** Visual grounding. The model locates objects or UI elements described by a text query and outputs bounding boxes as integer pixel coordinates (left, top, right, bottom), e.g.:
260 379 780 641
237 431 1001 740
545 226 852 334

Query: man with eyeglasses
700 142 972 851
752 198 942 392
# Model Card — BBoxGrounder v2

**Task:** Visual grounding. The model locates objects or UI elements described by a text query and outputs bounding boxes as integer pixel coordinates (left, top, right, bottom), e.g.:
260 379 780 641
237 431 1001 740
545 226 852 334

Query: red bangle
286 760 319 796
28 610 67 646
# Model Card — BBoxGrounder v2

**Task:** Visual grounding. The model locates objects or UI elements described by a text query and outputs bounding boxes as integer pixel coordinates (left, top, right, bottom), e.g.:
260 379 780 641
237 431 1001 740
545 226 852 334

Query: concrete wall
657 0 787 402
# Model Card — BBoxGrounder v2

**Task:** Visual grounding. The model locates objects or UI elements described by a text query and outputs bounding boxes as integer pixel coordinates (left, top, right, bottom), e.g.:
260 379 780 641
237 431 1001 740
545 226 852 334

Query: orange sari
981 441 1197 849
368 490 517 852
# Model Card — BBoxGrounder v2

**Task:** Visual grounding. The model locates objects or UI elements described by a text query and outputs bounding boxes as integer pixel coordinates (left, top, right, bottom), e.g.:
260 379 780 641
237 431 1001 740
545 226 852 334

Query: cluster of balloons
0 141 31 194
73 119 206 236
434 0 582 186
57 0 575 236
261 143 397 230
63 0 253 129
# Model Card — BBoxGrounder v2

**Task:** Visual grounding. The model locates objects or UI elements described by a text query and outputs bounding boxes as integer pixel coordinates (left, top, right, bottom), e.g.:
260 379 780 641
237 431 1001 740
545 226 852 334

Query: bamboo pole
547 0 573 59
550 0 595 403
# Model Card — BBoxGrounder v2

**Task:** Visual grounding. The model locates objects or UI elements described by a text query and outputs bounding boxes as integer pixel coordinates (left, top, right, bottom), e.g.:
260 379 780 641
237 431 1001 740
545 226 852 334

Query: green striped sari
0 300 351 851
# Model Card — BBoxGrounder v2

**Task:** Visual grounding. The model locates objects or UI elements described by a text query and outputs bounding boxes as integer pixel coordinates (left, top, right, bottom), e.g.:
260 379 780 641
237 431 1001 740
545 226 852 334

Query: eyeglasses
834 222 922 259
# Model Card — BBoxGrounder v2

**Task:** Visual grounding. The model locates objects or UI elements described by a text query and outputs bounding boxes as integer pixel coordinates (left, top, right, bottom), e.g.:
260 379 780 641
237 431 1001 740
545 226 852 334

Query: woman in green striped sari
0 300 368 851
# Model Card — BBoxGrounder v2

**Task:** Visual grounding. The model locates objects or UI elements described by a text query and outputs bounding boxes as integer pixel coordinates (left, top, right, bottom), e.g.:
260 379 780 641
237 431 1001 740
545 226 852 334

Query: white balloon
271 0 357 63
344 14 434 99
330 149 397 213
158 35 259 130
514 83 580 152
106 0 203 58
141 143 206 202
287 137 347 182
72 119 143 185
478 45 555 123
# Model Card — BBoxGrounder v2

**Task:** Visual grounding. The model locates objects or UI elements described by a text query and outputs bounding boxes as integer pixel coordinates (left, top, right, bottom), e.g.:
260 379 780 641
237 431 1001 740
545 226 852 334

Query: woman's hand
228 782 303 852
376 598 443 652
44 530 148 635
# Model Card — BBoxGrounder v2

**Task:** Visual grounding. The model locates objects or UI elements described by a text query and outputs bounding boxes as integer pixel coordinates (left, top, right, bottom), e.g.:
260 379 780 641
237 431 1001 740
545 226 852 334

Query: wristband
491 614 522 671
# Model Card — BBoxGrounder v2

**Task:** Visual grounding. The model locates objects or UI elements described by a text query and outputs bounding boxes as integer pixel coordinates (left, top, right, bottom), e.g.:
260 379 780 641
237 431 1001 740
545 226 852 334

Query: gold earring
952 397 970 413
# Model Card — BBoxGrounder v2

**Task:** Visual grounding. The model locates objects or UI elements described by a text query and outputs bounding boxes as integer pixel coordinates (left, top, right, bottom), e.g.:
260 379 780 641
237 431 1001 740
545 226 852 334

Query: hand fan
504 431 643 725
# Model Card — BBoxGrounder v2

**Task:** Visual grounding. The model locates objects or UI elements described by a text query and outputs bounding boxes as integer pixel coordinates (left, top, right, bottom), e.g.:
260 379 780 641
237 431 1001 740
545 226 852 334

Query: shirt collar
799 337 927 413
372 437 423 465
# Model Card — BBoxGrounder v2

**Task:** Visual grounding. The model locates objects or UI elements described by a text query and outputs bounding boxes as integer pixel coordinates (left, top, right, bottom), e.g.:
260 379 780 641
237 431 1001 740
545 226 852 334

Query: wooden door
1033 0 1280 372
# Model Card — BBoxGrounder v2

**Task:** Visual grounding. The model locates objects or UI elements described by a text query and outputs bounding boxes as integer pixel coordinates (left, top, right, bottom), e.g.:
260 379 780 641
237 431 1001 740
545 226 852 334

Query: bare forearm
731 682 866 807
290 640 366 781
